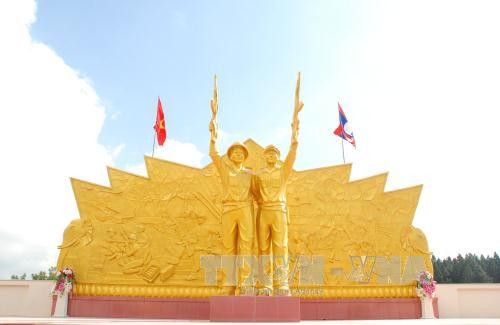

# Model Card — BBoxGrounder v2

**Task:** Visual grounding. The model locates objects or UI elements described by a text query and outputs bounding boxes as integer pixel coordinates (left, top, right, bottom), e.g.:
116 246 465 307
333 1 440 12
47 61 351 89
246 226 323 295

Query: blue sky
31 0 368 168
1 0 500 279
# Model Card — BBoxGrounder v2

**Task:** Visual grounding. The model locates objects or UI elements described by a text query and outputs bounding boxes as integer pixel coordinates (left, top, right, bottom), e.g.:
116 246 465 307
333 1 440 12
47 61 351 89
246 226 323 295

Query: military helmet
226 142 249 159
263 144 280 156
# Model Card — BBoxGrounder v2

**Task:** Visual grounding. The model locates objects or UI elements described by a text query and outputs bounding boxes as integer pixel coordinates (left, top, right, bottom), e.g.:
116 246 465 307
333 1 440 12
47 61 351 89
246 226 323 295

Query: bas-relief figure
56 74 433 299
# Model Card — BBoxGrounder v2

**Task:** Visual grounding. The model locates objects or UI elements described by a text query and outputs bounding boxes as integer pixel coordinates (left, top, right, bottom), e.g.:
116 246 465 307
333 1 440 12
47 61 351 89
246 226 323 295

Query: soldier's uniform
255 143 297 295
210 142 256 294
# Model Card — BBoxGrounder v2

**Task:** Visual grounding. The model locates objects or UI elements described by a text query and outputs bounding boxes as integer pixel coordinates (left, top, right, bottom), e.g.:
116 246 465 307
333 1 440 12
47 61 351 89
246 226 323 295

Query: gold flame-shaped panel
58 139 431 298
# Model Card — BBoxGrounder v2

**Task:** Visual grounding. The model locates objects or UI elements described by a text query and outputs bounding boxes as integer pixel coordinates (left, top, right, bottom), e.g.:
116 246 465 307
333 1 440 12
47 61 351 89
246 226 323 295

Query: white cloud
0 0 118 278
339 1 500 257
111 143 126 159
217 128 244 150
110 111 121 120
284 0 500 258
152 138 204 167
125 162 149 177
126 138 204 176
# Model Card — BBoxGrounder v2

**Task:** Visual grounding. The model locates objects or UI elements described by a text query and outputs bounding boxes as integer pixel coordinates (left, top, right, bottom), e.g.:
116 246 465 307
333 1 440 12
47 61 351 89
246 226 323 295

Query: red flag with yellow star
154 97 166 146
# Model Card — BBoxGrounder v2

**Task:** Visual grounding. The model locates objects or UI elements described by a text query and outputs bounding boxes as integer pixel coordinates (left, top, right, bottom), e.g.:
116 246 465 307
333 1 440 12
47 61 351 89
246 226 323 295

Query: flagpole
341 138 345 164
152 132 156 158
152 96 158 158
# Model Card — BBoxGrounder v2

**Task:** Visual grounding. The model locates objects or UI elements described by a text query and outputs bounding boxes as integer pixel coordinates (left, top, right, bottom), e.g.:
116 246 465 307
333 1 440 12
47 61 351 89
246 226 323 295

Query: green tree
31 271 47 280
441 257 453 283
481 252 500 282
31 266 58 280
11 267 58 280
461 264 474 283
10 273 27 280
450 254 465 283
465 253 492 283
490 252 500 282
432 253 499 283
47 266 58 280
432 256 445 283
491 252 500 283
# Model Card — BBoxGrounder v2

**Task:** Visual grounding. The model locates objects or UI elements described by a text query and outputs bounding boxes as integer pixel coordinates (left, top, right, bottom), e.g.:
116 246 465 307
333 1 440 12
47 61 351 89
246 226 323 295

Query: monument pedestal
68 296 210 319
67 295 438 320
53 292 68 317
420 296 435 319
301 298 424 320
210 296 300 322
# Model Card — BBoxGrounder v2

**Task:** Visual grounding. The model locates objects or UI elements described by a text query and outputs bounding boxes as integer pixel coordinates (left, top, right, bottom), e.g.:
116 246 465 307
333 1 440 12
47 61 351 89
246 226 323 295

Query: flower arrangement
416 270 436 299
51 268 74 297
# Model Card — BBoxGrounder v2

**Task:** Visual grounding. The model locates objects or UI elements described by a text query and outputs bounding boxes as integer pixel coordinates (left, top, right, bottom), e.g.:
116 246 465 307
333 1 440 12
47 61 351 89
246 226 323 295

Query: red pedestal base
68 295 438 320
68 296 209 319
301 298 421 320
210 296 300 322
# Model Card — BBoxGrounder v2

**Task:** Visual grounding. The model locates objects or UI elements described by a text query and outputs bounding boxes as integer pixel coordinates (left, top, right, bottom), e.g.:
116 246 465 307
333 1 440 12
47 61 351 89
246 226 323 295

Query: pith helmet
227 142 249 159
263 145 280 156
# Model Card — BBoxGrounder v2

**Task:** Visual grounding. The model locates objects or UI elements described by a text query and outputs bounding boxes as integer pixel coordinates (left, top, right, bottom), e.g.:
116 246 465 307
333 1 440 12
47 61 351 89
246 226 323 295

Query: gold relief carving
401 255 427 283
373 256 401 284
348 256 375 283
58 80 431 298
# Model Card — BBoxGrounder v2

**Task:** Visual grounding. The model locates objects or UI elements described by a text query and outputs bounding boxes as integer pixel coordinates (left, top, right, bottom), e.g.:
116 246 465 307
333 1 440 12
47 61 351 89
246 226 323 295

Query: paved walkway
1 317 500 325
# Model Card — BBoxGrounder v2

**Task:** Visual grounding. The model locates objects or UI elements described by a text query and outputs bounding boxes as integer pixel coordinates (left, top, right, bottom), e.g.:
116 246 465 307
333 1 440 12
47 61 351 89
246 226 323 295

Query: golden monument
57 74 432 299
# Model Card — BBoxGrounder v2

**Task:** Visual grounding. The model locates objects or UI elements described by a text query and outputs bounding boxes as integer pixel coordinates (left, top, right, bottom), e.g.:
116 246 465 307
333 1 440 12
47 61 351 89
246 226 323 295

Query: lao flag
154 97 166 146
333 102 356 148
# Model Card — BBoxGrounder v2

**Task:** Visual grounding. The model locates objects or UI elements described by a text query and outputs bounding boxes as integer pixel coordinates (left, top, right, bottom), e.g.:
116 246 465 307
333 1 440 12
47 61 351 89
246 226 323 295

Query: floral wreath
416 270 436 299
51 267 75 297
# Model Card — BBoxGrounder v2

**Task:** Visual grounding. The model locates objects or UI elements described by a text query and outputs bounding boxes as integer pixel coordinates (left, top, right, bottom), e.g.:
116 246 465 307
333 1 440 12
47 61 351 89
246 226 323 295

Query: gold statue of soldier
209 73 303 296
255 73 303 296
209 76 257 295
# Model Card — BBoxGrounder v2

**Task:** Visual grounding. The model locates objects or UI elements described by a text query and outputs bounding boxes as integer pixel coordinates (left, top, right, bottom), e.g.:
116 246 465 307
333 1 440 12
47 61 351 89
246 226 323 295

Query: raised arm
209 122 223 171
283 72 303 180
209 75 224 173
210 75 219 141
283 141 298 181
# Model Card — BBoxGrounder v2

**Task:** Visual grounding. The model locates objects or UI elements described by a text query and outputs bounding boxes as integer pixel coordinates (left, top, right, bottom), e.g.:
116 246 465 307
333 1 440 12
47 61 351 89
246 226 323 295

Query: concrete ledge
0 280 53 317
